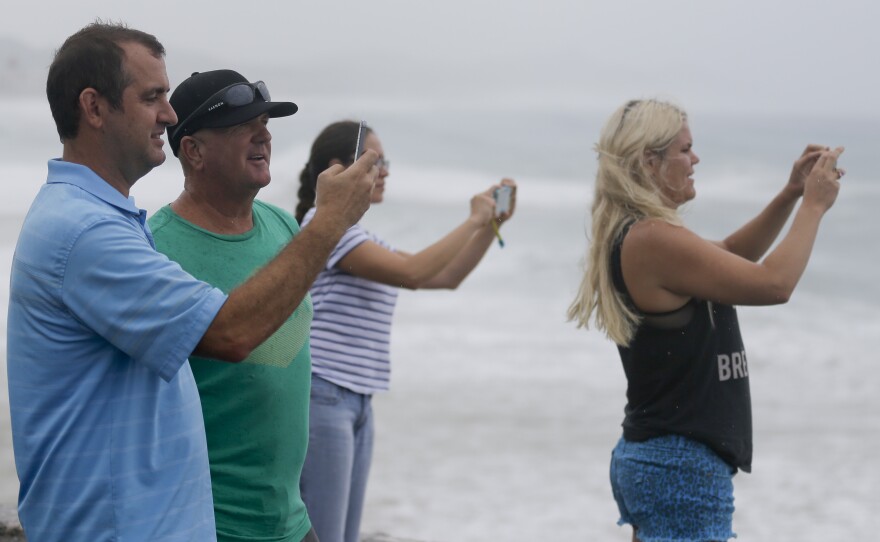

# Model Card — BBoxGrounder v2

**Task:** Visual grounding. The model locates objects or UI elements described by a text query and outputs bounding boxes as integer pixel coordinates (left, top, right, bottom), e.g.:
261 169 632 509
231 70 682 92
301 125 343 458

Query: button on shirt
7 160 228 541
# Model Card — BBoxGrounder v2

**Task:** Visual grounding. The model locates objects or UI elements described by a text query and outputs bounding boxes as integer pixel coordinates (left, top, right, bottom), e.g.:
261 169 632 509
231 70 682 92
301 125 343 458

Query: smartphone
494 185 512 217
354 120 367 162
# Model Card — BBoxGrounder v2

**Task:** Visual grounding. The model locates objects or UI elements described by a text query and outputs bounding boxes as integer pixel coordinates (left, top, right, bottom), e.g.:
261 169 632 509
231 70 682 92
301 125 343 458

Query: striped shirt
302 208 399 394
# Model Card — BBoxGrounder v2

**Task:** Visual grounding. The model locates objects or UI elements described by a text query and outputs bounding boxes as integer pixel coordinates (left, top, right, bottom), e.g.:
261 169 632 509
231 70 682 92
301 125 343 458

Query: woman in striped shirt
294 120 517 542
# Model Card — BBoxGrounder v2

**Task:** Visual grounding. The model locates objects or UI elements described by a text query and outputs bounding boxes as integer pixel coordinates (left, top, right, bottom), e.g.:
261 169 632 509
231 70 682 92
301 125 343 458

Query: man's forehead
121 41 170 90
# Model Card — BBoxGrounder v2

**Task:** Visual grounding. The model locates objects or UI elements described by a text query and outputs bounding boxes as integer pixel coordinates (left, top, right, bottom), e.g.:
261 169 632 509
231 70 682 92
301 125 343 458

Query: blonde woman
569 99 843 542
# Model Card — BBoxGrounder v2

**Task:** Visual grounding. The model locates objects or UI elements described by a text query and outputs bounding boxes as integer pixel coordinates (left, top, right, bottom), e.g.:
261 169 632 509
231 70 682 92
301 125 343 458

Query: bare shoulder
621 218 734 312
624 218 701 256
624 216 774 308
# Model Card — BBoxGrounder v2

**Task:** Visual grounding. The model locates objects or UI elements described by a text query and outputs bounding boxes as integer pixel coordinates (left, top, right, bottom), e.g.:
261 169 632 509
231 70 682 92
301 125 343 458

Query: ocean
1 95 879 541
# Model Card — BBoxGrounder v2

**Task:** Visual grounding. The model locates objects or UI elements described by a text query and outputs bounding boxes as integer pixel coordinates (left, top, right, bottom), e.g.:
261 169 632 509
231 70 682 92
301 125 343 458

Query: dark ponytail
294 166 317 225
295 120 373 224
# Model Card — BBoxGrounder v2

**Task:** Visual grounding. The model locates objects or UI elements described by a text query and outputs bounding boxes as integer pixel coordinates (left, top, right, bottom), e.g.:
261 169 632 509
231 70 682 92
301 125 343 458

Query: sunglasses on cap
170 81 271 142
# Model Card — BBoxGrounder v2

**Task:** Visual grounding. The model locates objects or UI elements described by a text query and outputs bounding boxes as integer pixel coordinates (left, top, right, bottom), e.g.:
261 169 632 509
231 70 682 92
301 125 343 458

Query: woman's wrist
777 183 805 206
466 214 489 229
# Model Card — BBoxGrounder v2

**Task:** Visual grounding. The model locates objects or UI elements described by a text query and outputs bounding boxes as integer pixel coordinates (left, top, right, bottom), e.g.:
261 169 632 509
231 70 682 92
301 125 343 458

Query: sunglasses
171 81 271 142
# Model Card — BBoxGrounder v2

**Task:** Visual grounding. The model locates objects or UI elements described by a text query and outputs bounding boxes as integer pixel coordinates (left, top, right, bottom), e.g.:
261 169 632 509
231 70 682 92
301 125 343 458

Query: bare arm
716 144 823 261
193 151 378 361
418 226 496 289
421 179 518 289
624 148 843 313
337 181 515 290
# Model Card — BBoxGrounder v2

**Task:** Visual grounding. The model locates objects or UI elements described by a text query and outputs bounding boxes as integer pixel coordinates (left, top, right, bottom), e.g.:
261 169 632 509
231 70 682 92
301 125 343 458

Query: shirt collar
47 159 143 217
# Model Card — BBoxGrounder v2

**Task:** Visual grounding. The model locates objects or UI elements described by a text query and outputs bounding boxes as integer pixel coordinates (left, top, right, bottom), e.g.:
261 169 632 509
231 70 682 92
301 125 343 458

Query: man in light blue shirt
9 159 226 541
6 21 378 542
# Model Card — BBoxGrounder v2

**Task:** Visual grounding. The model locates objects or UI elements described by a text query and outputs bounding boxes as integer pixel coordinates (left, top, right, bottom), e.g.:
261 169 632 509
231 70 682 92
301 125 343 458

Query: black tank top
611 222 753 471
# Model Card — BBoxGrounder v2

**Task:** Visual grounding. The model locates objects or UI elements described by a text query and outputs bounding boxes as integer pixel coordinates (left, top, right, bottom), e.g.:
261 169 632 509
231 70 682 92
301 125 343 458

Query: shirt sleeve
62 216 228 381
325 224 370 270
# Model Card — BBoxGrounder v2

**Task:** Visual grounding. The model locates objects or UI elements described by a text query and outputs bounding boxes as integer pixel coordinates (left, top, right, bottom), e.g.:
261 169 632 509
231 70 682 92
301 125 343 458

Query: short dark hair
46 20 165 142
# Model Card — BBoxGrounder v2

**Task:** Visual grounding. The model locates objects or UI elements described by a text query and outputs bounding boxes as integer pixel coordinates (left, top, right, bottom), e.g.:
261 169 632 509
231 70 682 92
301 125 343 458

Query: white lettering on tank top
717 350 749 382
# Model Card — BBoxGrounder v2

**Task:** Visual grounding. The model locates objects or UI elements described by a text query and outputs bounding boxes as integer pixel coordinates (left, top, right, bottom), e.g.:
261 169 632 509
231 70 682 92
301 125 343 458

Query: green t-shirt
149 201 313 542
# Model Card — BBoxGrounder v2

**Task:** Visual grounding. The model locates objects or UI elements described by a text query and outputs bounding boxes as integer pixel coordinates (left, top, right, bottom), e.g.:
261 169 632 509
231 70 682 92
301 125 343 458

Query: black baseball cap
167 69 298 156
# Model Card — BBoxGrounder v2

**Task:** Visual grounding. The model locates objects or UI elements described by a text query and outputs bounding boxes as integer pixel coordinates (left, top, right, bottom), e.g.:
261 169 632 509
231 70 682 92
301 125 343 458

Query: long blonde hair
567 99 687 345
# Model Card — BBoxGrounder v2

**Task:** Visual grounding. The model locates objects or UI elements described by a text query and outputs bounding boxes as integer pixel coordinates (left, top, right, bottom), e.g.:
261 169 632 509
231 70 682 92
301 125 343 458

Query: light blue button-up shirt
7 160 228 541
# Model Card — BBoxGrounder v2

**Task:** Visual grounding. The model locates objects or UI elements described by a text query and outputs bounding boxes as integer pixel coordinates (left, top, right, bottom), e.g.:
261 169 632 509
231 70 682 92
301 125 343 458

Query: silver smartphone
494 185 512 216
354 120 367 162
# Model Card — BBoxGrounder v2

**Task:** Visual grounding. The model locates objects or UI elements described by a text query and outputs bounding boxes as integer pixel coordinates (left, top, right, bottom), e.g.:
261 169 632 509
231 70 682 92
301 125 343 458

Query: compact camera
494 185 513 217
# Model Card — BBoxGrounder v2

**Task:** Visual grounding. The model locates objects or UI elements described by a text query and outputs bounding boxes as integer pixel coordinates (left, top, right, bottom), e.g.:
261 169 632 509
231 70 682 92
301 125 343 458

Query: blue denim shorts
610 435 737 542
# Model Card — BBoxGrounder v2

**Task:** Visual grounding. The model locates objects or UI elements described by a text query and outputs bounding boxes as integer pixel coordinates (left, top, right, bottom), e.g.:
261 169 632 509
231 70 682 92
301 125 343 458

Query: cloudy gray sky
2 0 878 120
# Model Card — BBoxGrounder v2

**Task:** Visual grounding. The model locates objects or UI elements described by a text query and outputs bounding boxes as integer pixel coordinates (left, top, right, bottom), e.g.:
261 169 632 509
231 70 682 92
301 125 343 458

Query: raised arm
420 179 518 289
716 144 824 261
194 151 378 361
337 180 515 290
623 147 843 313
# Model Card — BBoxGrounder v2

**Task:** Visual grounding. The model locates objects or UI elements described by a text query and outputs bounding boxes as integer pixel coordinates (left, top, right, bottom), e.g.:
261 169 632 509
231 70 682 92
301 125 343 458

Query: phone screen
354 120 367 162
494 186 512 216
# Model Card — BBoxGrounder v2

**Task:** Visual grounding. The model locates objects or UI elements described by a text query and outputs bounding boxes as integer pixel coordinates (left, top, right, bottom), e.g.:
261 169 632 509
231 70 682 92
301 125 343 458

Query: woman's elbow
768 291 792 305
764 281 794 305
411 272 462 290
441 278 464 290
396 275 421 290
398 271 435 290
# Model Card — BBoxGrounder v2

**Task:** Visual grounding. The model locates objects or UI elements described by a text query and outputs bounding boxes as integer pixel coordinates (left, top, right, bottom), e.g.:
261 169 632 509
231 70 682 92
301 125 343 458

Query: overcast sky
2 0 878 120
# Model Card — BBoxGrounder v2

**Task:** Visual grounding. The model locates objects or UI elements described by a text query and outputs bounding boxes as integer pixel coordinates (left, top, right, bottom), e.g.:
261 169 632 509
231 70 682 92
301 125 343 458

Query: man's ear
78 88 104 130
328 158 344 167
180 136 205 169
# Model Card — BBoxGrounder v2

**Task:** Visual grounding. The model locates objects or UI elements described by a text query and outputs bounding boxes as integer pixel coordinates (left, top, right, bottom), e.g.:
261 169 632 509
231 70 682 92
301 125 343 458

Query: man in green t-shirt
150 69 327 542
